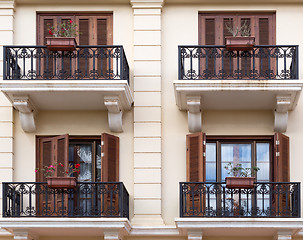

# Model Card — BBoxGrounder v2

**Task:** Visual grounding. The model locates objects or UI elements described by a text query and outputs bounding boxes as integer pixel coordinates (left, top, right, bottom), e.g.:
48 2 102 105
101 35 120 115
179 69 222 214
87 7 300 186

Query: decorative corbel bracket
187 96 202 133
104 96 123 133
274 95 291 133
13 96 37 133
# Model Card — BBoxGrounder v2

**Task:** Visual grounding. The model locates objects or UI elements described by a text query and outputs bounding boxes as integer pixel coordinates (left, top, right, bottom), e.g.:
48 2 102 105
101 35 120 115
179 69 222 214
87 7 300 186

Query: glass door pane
221 143 252 181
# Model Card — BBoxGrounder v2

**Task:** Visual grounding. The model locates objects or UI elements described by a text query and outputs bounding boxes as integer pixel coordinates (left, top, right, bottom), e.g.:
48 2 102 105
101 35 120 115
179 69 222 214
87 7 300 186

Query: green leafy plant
224 162 260 177
35 163 80 178
48 20 80 38
225 19 251 37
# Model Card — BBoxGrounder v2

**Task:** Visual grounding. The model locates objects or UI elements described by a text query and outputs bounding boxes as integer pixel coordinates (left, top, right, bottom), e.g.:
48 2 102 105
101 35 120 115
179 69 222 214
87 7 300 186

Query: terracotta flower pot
46 177 77 189
225 177 255 189
46 37 77 51
225 36 255 51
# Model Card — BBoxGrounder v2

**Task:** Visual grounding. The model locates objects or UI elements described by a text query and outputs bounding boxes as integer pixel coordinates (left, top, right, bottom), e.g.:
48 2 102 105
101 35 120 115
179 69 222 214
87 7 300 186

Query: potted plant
35 163 80 189
46 20 80 51
224 162 260 189
225 19 255 51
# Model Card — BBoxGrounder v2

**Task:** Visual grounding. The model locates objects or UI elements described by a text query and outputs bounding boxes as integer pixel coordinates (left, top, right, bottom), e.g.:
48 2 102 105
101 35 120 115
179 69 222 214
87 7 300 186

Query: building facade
0 0 302 240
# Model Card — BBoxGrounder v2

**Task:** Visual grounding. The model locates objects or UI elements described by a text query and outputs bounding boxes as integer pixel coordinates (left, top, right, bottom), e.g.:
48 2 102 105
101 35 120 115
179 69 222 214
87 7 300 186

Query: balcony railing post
119 182 123 218
2 183 7 216
296 45 299 79
178 46 181 80
179 182 183 217
3 46 6 80
120 46 124 80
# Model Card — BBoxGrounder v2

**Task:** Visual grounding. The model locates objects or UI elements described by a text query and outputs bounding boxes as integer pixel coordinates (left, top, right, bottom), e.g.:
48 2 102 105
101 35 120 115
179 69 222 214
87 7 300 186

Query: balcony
173 45 303 133
179 182 300 218
3 182 129 218
1 46 133 133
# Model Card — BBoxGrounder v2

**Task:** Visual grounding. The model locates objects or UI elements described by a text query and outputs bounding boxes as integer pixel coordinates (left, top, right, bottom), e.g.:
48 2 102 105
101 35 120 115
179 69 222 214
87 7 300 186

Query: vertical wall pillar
0 0 14 217
131 0 164 225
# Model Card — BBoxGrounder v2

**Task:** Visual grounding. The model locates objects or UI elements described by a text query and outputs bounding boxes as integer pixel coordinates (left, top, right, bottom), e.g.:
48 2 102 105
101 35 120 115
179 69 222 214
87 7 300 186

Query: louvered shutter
101 133 119 182
186 132 206 182
272 133 290 216
37 134 69 216
273 133 289 182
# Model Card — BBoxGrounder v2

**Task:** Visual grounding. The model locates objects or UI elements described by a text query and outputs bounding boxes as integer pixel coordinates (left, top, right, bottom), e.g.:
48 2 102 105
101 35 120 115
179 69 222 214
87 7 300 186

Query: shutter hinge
203 140 206 145
203 152 206 157
101 141 104 146
101 152 104 158
276 140 280 145
276 152 280 157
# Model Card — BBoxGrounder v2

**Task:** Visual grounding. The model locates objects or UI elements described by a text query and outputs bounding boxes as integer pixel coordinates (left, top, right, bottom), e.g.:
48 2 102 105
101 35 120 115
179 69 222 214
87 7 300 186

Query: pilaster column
0 0 15 216
131 0 164 225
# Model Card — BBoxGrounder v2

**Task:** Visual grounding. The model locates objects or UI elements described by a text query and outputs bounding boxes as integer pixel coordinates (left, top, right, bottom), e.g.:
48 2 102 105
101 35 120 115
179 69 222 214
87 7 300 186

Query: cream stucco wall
162 3 303 224
2 0 303 237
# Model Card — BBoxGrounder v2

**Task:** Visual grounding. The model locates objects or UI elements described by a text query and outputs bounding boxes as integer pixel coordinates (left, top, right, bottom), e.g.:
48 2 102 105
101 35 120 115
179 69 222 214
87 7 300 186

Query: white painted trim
13 96 37 133
174 80 303 110
104 96 123 132
1 80 133 110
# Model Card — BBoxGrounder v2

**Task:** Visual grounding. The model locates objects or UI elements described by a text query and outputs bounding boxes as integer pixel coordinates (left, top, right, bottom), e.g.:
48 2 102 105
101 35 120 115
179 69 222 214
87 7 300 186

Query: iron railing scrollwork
3 45 129 83
178 45 299 80
180 182 300 218
3 182 129 218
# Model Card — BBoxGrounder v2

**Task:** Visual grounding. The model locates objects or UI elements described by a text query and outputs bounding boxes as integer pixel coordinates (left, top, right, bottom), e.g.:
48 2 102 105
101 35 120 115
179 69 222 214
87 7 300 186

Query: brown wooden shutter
37 134 69 181
199 13 276 45
37 134 69 216
186 132 206 182
273 133 289 182
101 133 119 182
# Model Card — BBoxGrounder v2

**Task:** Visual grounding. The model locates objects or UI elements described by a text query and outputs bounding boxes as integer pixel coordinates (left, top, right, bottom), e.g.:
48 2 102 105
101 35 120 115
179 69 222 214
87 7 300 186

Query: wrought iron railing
3 46 129 83
179 45 299 80
180 182 300 218
3 182 129 218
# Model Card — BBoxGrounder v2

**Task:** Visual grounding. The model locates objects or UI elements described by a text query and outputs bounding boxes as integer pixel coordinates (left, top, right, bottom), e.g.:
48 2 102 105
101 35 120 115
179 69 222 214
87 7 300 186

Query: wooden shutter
101 133 119 182
37 134 69 216
37 134 69 181
199 13 276 45
273 133 289 182
186 132 206 182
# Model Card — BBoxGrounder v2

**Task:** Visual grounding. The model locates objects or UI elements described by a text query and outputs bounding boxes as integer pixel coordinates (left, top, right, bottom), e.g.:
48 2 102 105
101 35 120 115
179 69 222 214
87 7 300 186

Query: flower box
46 177 77 189
225 177 255 189
46 37 77 51
225 36 255 51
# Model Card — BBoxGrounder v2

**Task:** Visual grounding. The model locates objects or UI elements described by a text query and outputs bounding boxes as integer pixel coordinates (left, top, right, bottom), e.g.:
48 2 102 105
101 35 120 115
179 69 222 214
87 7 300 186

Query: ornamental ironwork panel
178 45 299 80
3 182 129 218
3 46 129 83
180 182 300 218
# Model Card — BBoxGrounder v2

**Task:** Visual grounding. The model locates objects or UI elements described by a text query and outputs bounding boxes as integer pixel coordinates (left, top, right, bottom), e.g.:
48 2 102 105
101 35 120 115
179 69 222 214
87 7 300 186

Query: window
36 133 119 182
186 133 289 183
205 137 271 182
37 13 113 46
37 13 113 79
198 12 276 79
199 12 276 45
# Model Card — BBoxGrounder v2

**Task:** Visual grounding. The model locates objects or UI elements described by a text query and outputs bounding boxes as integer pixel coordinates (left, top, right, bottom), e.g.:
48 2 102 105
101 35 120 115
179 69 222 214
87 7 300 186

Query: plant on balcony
46 20 80 51
35 163 80 189
224 19 255 51
224 162 260 189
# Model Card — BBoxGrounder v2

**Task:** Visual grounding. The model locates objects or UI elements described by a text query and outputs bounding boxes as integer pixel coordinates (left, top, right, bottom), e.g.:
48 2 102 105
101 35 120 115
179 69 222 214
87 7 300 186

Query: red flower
69 20 73 24
75 164 80 168
48 29 53 35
